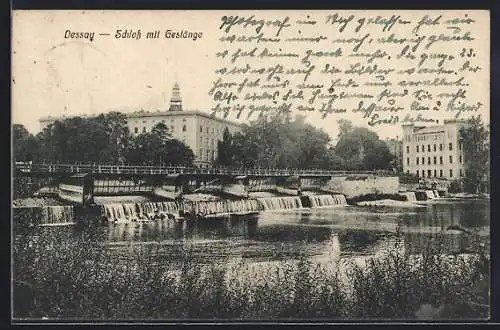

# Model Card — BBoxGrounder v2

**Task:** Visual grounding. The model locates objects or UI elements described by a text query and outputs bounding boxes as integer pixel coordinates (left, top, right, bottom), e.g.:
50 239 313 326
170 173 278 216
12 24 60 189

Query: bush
347 193 407 204
12 226 489 320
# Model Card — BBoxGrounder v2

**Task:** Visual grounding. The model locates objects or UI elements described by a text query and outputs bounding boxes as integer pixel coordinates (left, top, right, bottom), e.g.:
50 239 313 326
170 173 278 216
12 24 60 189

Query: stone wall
325 175 400 199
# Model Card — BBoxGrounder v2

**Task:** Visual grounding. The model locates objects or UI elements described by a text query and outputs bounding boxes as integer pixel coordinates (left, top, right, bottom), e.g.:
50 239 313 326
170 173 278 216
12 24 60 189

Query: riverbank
12 226 489 320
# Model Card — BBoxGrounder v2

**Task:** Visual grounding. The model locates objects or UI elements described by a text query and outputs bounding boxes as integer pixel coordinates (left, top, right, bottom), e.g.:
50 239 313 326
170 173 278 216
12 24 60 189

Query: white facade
402 120 469 180
126 110 240 168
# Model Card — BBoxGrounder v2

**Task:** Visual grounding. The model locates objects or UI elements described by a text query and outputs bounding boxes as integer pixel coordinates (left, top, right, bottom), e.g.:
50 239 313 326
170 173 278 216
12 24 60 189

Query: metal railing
14 162 393 177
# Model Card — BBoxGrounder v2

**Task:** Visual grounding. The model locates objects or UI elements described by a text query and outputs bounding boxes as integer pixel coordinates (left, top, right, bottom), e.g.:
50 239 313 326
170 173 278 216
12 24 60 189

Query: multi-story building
38 83 242 168
402 120 469 181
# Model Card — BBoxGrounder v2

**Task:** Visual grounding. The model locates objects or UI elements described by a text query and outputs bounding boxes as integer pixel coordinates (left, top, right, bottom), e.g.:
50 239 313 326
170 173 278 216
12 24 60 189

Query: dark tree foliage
334 121 394 170
459 116 489 193
13 113 194 166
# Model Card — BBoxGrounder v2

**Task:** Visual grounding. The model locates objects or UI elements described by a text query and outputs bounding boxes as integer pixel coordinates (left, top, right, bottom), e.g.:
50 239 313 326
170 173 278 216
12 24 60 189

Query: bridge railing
14 162 394 176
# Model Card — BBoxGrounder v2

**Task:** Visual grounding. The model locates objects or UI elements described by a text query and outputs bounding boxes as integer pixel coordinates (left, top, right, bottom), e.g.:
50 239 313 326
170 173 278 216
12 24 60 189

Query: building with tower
39 83 242 168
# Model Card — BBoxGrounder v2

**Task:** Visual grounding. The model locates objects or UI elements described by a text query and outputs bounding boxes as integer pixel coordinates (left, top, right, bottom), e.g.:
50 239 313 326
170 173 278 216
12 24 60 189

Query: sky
12 10 490 141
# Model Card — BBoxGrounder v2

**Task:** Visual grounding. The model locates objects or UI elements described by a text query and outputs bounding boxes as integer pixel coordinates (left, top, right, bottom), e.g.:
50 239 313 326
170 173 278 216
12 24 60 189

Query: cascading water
425 190 436 199
41 206 75 225
256 196 303 211
433 190 440 198
100 194 348 222
308 194 347 207
401 192 417 202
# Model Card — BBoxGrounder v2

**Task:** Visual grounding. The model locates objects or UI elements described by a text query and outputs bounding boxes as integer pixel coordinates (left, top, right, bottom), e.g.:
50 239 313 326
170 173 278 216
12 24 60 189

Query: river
27 197 490 267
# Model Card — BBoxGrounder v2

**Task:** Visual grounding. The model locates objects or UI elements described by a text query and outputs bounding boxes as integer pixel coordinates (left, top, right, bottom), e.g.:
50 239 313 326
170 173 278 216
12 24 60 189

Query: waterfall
100 195 349 222
433 190 440 198
309 194 347 208
425 190 436 199
401 192 417 202
256 196 303 211
41 206 75 225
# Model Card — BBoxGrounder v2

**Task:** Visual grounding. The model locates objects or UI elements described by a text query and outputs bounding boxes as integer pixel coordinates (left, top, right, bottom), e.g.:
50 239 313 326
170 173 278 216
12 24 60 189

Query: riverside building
402 120 469 181
39 83 241 168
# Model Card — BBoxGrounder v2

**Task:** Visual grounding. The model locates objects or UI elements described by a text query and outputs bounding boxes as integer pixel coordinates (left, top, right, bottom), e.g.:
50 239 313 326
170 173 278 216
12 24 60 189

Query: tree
125 122 194 166
215 127 234 166
13 124 40 162
334 120 394 170
459 116 489 193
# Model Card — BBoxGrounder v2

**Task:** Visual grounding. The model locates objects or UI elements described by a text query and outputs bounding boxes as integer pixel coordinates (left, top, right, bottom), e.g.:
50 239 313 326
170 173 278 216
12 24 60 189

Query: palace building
39 83 242 168
402 120 470 181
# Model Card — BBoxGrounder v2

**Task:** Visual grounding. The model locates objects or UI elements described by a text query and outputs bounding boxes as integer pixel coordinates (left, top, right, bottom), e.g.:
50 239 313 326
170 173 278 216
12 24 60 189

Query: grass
12 223 490 320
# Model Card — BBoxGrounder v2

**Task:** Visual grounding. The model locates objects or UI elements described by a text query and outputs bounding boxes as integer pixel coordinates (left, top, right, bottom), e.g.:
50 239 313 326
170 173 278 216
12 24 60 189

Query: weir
99 194 347 223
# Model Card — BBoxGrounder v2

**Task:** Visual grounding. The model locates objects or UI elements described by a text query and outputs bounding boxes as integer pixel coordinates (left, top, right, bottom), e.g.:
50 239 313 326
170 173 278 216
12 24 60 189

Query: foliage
13 115 194 166
217 114 335 169
459 116 490 193
334 121 394 170
125 122 194 166
12 224 489 320
13 124 40 162
347 193 407 204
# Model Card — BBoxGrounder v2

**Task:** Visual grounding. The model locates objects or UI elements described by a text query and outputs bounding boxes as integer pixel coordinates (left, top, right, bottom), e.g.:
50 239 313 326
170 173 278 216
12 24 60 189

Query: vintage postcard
12 10 490 322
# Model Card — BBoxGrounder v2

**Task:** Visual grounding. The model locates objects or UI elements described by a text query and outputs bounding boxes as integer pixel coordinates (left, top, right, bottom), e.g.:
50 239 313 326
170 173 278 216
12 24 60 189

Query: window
433 156 437 165
449 156 453 164
406 146 409 153
200 125 203 133
199 149 203 158
434 170 437 177
459 143 462 151
428 157 431 164
439 144 443 151
449 143 453 151
422 145 425 152
428 170 432 178
170 125 174 132
416 158 419 165
200 137 203 145
440 156 443 165
460 169 463 177
182 125 187 132
459 155 462 163
407 158 410 166
134 127 138 133
142 127 146 133
416 170 419 177
422 171 425 178
422 157 425 165
211 139 215 147
416 145 419 152
449 169 453 178
433 144 436 152
212 127 215 134
440 170 443 177
427 144 431 152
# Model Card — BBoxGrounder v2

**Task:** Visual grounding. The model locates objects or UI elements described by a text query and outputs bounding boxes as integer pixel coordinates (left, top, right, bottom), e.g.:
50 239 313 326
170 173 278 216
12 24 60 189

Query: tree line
214 114 395 171
14 111 489 193
13 112 195 166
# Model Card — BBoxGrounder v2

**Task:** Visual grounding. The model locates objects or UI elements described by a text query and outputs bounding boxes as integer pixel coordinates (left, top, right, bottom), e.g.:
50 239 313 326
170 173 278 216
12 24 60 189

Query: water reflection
26 199 490 264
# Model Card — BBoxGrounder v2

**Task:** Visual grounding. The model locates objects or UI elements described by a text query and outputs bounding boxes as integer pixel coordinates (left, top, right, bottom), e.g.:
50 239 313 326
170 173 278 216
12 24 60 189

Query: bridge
14 163 396 205
15 163 393 177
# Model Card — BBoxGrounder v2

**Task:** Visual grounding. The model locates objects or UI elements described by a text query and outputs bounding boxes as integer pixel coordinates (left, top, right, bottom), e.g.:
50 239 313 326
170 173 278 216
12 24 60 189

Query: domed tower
169 82 183 111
